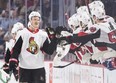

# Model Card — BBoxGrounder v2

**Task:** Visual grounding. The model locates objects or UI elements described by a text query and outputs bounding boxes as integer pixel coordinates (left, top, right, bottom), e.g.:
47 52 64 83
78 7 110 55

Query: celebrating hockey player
84 1 116 70
8 11 57 83
2 22 24 82
53 11 101 67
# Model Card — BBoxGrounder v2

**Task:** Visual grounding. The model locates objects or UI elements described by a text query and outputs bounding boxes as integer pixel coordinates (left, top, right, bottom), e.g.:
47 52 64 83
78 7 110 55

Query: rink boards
45 61 116 83
0 60 116 83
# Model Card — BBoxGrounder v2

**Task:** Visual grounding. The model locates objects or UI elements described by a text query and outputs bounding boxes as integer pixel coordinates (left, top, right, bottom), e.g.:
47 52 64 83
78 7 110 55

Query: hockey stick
85 0 94 24
54 54 78 68
54 59 78 68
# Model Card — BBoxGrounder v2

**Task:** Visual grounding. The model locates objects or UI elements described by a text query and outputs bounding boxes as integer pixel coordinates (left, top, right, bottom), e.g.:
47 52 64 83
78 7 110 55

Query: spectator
28 0 40 13
0 10 10 31
14 0 26 24
9 9 21 28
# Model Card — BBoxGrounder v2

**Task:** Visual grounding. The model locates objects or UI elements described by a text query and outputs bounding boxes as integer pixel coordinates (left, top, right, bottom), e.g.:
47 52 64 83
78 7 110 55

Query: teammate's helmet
78 12 90 27
76 6 89 14
28 11 41 21
91 7 105 19
68 13 79 31
89 0 104 9
11 22 24 34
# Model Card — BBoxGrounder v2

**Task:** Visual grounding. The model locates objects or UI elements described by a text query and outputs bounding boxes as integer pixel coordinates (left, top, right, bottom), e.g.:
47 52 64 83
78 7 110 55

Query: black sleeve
64 29 100 45
93 42 107 47
11 36 23 60
93 42 116 51
41 38 57 55
4 48 11 63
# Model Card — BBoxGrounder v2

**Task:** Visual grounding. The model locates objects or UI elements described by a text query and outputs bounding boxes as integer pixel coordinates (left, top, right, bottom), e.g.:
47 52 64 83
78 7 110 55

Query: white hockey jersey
15 28 49 69
87 21 116 44
87 20 116 61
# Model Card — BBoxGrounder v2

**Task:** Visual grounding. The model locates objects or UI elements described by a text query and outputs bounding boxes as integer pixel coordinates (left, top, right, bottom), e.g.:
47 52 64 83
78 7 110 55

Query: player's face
30 16 40 28
12 33 17 40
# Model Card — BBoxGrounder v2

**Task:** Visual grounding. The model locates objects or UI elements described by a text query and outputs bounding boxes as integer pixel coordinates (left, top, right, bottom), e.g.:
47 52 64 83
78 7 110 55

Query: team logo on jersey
26 37 39 54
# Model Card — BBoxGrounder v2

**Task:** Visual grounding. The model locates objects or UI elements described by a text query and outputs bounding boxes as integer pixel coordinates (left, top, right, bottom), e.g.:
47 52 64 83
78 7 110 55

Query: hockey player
8 11 57 83
89 0 114 23
59 14 100 45
89 6 116 51
85 4 116 70
53 12 100 65
2 22 24 80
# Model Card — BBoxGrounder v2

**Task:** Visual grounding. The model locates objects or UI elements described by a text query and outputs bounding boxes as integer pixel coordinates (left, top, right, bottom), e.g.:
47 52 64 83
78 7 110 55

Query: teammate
83 2 116 70
3 22 24 80
88 6 116 55
8 11 57 83
53 12 100 65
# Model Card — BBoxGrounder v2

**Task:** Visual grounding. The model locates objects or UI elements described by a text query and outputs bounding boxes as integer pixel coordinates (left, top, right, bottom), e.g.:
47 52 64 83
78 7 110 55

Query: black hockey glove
46 27 56 40
2 63 9 74
9 58 18 72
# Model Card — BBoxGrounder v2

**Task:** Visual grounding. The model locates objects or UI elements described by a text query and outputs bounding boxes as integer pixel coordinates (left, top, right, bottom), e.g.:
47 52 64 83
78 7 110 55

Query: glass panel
41 0 51 28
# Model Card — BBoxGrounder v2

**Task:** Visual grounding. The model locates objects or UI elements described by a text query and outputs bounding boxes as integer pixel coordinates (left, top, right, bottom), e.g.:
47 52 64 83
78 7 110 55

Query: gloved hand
2 63 9 74
9 58 18 72
46 27 56 40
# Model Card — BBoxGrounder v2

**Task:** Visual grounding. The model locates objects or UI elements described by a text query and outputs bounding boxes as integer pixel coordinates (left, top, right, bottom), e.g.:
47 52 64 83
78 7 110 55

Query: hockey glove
46 27 56 40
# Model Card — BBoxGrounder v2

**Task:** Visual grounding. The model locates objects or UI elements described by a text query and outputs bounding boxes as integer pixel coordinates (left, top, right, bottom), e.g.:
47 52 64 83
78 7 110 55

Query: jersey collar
27 27 39 33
